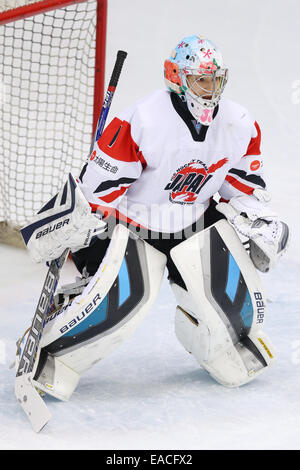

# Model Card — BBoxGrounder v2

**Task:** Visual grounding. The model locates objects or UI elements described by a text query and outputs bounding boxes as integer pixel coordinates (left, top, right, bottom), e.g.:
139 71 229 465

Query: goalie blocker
19 221 275 400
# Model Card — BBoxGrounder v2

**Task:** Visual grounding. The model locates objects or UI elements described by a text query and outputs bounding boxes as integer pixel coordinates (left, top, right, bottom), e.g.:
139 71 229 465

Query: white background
0 0 300 450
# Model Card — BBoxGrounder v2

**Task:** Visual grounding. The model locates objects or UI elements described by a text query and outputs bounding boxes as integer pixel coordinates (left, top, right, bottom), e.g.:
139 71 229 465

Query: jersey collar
170 92 219 142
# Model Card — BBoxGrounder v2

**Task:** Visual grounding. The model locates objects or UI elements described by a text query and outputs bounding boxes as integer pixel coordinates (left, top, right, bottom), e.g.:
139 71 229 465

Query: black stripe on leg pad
210 227 254 339
241 336 268 368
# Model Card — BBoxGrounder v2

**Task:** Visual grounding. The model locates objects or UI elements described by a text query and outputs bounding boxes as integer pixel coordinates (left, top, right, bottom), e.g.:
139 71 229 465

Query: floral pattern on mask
198 60 218 75
164 60 182 88
199 108 214 125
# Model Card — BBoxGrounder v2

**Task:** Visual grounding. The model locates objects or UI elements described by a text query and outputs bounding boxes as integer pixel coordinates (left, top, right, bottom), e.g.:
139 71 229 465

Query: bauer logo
35 218 70 239
17 311 44 374
46 302 72 324
84 229 92 246
17 270 54 375
164 158 228 204
59 293 102 334
254 292 265 323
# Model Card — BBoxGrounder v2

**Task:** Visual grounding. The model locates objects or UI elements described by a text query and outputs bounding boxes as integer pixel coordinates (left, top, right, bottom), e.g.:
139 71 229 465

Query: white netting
0 0 100 237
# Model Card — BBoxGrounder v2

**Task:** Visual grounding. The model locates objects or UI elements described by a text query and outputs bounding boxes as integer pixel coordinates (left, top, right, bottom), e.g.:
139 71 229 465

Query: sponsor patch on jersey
164 158 228 204
90 151 119 174
250 159 261 171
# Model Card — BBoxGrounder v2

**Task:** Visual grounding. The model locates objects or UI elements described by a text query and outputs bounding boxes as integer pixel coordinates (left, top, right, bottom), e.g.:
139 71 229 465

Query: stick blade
15 373 51 433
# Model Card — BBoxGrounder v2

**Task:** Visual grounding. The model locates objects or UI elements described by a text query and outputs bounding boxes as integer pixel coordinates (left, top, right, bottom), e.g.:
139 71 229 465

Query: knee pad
32 224 167 400
170 219 275 387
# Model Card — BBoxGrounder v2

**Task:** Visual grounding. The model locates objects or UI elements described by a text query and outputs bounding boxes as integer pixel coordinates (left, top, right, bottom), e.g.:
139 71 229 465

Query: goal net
0 0 107 247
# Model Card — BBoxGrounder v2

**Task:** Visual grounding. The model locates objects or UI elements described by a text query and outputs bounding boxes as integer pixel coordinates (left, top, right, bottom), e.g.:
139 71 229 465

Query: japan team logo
164 158 228 204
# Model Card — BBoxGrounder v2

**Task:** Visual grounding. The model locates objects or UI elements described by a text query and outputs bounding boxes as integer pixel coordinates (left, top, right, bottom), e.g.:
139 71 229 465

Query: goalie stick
15 249 69 432
15 50 128 432
90 50 128 153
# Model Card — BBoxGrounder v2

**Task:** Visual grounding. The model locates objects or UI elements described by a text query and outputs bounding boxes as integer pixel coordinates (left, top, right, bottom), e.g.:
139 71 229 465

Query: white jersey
79 89 265 233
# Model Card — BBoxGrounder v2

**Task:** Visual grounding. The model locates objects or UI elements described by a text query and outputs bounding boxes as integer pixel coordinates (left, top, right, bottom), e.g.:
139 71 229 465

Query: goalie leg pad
32 352 80 401
33 224 166 400
170 219 276 387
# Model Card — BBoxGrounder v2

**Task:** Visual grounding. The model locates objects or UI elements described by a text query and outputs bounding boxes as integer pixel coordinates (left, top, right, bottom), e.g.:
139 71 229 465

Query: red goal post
0 0 107 246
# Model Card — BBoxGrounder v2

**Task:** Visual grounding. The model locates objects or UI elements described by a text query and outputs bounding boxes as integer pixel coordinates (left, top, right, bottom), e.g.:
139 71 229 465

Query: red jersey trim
243 121 261 157
225 175 254 195
97 117 147 168
98 186 129 203
219 197 229 203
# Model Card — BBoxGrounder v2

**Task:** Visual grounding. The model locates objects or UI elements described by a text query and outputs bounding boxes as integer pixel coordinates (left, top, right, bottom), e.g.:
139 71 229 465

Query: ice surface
1 0 300 450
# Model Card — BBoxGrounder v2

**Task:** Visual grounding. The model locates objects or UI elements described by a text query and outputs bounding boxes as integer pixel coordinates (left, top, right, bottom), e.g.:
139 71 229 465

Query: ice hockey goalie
17 34 289 401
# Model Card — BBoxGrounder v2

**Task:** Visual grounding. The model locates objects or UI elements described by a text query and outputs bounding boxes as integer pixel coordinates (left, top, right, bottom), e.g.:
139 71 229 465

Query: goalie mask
164 35 228 125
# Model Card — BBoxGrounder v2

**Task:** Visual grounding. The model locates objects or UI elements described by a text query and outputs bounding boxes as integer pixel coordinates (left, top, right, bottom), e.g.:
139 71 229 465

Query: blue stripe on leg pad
63 295 108 337
225 253 240 302
240 290 253 329
118 258 131 307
